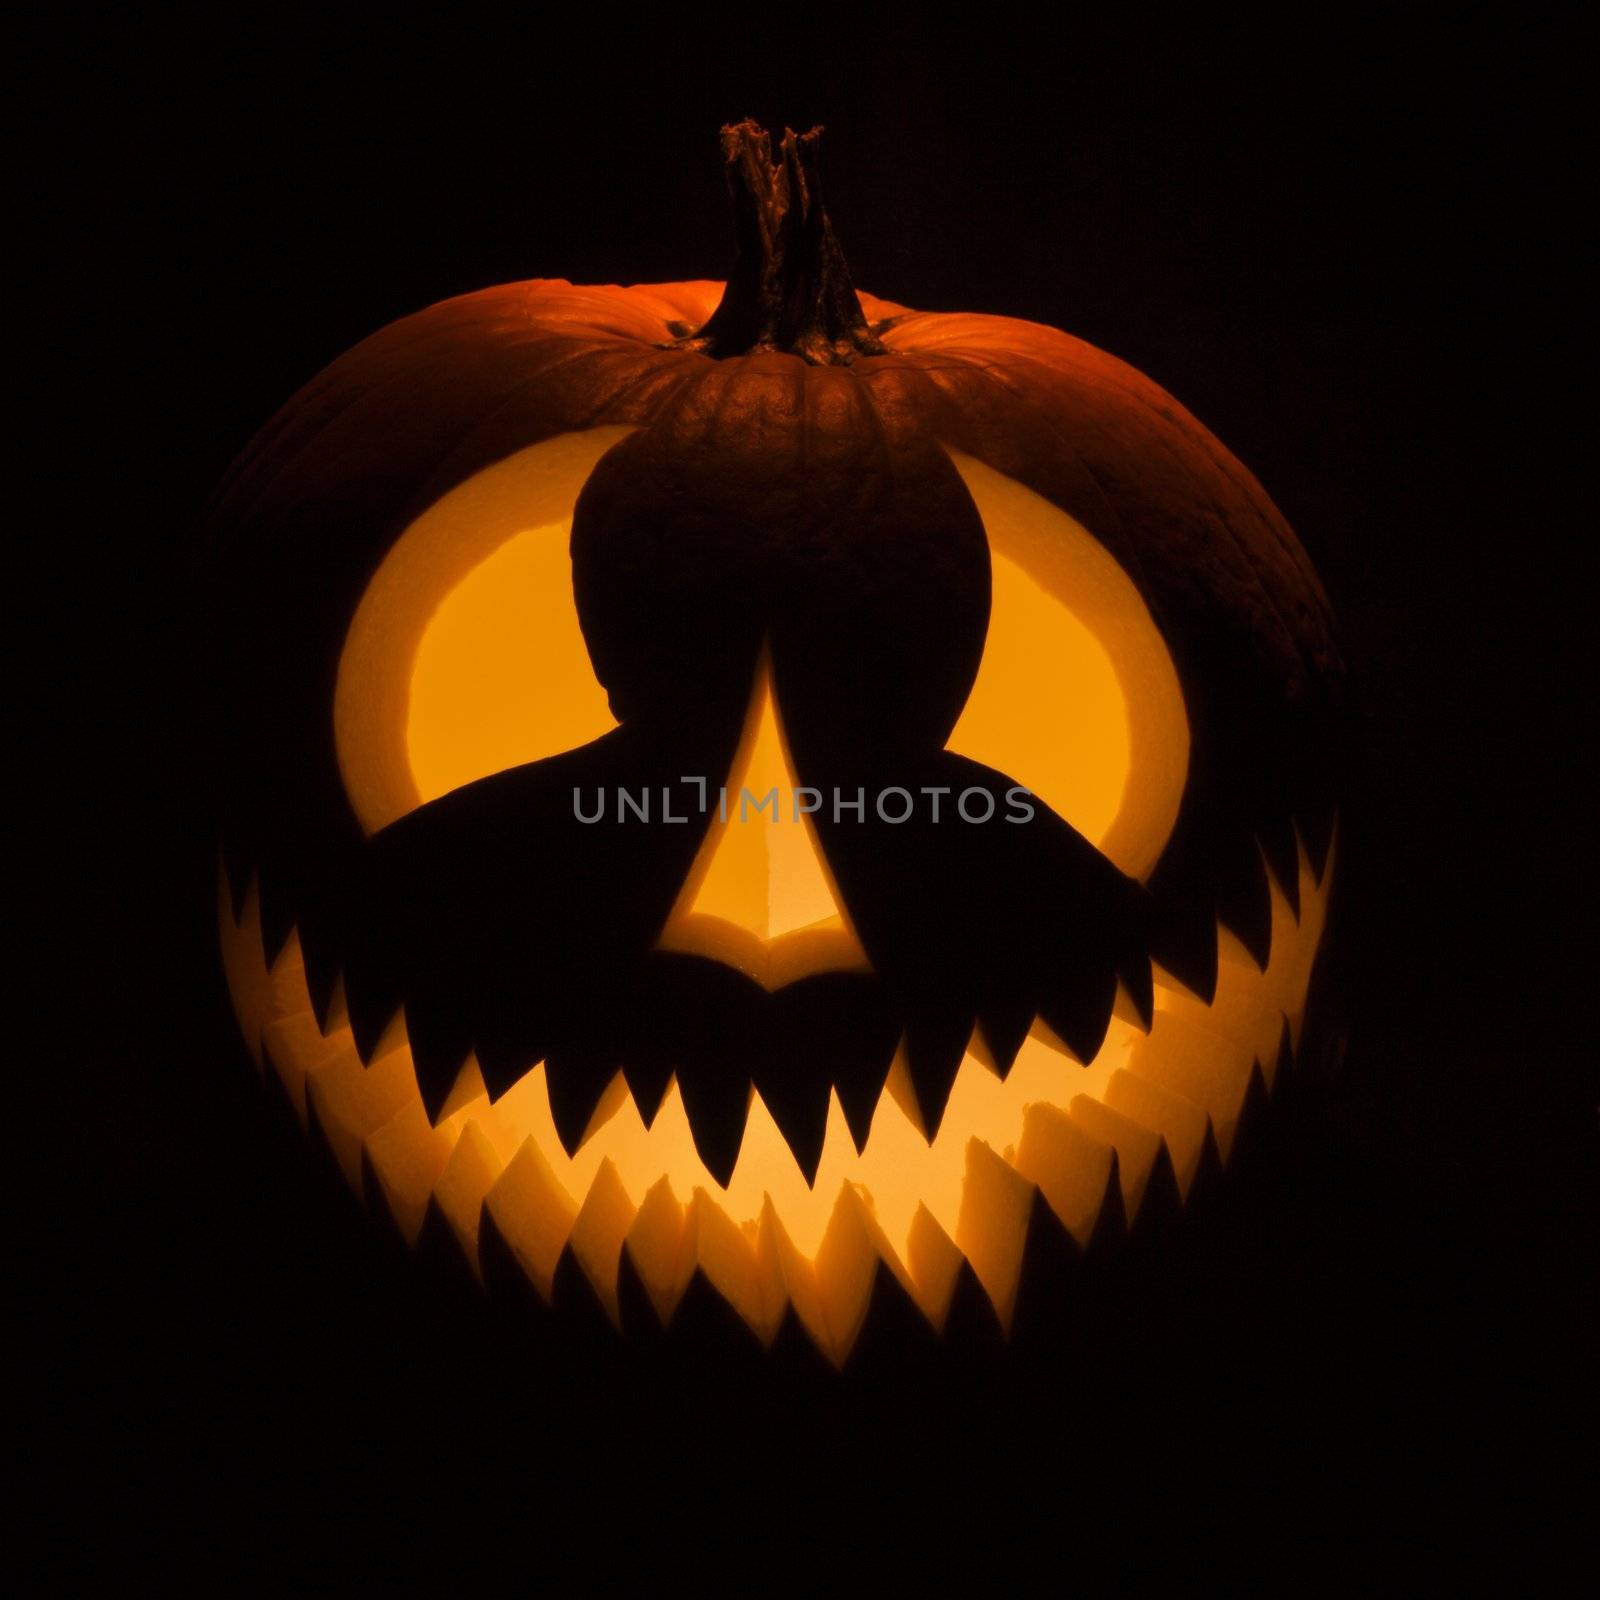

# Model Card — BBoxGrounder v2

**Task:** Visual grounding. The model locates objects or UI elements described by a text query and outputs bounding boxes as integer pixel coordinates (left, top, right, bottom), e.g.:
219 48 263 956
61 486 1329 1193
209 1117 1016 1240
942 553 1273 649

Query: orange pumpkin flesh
208 122 1342 1365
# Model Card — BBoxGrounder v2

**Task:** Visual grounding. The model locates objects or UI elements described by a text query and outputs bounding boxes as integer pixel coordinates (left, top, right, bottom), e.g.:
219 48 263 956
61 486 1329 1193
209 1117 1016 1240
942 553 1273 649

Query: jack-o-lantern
209 123 1341 1365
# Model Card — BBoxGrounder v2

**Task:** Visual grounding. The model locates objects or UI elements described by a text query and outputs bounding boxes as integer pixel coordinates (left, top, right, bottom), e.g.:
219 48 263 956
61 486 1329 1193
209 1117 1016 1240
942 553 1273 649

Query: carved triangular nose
656 659 870 989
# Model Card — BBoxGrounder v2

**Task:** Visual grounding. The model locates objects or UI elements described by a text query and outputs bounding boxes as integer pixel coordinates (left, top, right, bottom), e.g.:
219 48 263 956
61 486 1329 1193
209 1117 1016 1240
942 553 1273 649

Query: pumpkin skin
209 128 1341 1364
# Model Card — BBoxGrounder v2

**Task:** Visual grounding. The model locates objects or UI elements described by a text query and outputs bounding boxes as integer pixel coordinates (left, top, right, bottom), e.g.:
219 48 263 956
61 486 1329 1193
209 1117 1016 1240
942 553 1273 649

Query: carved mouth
220 831 1331 1367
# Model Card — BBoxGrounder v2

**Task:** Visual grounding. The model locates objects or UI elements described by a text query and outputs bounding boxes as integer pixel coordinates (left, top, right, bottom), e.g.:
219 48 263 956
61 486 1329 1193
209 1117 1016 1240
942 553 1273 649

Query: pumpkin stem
668 120 885 367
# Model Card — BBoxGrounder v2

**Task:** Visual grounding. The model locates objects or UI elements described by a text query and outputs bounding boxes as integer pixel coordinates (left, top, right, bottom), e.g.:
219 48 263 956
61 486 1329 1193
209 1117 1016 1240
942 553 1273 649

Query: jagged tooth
749 1071 831 1186
1149 885 1219 1003
301 1090 346 1199
565 1157 636 1328
753 1202 796 1348
1187 1120 1227 1205
1005 1194 1086 1352
480 1137 579 1304
1067 1095 1164 1223
881 1047 927 1138
1013 1101 1118 1249
478 1202 552 1322
1257 818 1301 917
261 1011 345 1124
768 972 896 1157
1103 1066 1210 1200
297 919 344 1032
544 1047 623 1158
663 1271 780 1364
435 1055 488 1121
833 1081 881 1159
401 995 474 1120
340 928 412 1062
1273 1013 1295 1088
903 1014 970 1138
321 975 351 1033
472 996 558 1102
830 1035 896 1156
905 1204 965 1331
764 1194 883 1367
689 1191 786 1346
431 1120 503 1272
265 930 314 1020
764 1303 839 1380
1117 950 1154 1031
1038 960 1117 1065
840 1179 922 1309
1129 1139 1184 1236
256 873 299 972
939 1258 1009 1352
258 1051 306 1145
220 848 253 924
547 1242 626 1343
1300 806 1337 882
836 1192 971 1365
344 961 403 1063
413 1196 482 1294
953 1137 1036 1334
220 824 1338 1358
620 1055 675 1129
216 870 269 1065
764 1200 830 1362
1129 1009 1256 1161
810 1186 883 1367
303 1036 414 1194
674 1063 753 1188
363 1100 453 1245
1215 832 1274 970
1155 968 1277 1079
613 1245 665 1339
623 1177 694 1328
1229 1060 1273 1164
255 1033 303 1131
577 1073 634 1149
844 1258 947 1373
975 1004 1033 1079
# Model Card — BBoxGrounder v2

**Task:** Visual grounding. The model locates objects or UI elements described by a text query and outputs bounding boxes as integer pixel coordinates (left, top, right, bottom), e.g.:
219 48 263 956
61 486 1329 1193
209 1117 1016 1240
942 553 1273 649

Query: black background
24 4 1591 1584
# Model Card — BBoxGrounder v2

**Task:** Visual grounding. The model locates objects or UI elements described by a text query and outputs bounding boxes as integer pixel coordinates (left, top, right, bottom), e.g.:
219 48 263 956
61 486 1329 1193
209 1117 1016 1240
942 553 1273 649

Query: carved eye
943 451 1190 881
335 428 632 836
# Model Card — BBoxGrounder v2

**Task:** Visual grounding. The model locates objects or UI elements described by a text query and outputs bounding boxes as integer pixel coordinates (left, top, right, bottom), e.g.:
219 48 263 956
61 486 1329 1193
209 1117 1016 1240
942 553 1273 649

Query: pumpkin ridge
862 344 1326 969
931 336 1323 740
967 323 1341 702
1097 362 1329 698
204 129 1345 1364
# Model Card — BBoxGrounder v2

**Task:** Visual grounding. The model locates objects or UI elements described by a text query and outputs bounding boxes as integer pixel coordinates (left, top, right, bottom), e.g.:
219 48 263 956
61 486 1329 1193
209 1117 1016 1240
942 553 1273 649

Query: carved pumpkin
209 123 1341 1365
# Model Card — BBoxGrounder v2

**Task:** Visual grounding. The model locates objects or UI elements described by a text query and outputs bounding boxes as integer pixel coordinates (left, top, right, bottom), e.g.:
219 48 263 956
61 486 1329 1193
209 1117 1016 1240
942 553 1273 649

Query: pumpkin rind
206 240 1342 1361
209 275 1340 989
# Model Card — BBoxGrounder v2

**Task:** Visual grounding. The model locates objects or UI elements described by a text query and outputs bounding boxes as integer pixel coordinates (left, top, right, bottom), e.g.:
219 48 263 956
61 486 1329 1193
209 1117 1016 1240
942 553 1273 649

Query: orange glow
407 519 617 810
220 832 1332 1366
279 433 1320 1364
334 428 634 836
656 659 869 988
944 452 1189 881
338 437 1187 883
951 546 1128 843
